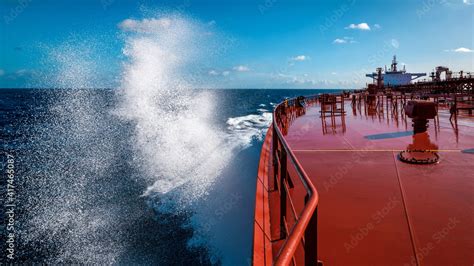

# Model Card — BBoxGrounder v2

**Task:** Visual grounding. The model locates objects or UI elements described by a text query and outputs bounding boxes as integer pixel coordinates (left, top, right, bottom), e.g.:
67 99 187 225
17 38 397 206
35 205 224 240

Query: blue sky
0 0 472 88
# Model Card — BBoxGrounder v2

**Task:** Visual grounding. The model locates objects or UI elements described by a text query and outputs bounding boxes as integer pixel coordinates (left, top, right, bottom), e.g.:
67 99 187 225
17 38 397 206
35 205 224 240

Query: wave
226 109 272 148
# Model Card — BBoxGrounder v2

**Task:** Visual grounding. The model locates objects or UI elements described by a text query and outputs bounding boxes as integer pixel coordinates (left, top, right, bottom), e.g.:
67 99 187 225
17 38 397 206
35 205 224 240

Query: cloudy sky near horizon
0 0 473 89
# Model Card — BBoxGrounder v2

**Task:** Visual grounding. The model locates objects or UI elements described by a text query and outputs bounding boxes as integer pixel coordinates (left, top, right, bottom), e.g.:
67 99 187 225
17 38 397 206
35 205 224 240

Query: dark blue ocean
0 88 341 265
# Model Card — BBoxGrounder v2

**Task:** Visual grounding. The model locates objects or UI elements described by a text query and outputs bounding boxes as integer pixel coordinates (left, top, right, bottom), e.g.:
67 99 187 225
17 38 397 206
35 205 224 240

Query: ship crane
431 66 453 82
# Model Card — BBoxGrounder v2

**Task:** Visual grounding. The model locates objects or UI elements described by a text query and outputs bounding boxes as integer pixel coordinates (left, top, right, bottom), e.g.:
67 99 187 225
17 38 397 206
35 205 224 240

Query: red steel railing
272 96 320 266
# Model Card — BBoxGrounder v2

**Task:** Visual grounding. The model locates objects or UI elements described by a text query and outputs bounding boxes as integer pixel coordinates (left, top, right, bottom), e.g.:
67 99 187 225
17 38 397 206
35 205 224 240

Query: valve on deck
404 100 437 133
399 100 439 164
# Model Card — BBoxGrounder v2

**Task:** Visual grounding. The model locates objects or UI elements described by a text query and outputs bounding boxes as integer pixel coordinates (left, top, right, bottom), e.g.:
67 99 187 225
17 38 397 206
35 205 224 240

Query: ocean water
0 88 341 265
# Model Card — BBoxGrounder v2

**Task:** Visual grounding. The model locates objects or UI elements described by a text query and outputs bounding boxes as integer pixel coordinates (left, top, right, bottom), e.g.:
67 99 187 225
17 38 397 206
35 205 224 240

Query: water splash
22 43 128 263
19 13 271 265
116 15 232 209
115 15 272 264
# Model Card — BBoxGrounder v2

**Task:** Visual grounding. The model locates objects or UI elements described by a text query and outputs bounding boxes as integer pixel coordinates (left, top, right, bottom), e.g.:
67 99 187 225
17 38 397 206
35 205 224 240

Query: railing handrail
273 97 320 266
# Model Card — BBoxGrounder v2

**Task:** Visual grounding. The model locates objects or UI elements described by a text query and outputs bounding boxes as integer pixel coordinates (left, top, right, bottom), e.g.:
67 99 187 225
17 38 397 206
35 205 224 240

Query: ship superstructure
366 56 426 87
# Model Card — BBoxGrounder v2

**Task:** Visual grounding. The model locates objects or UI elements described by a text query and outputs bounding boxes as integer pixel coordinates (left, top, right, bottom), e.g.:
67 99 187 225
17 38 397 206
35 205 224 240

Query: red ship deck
253 96 474 265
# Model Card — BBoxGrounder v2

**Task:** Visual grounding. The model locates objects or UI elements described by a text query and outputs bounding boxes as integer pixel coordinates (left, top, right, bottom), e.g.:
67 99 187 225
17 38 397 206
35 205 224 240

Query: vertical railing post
272 125 279 191
341 94 345 114
305 196 318 266
280 147 287 239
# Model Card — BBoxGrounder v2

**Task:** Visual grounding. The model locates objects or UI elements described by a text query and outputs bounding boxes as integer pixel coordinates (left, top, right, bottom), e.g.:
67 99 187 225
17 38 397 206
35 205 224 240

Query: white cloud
209 69 232 76
374 24 381 29
207 65 250 77
454 47 473 53
272 72 317 86
445 47 473 53
233 65 250 72
463 0 472 5
267 71 362 89
345 23 371 31
333 37 356 44
3 69 36 79
118 18 173 33
290 55 309 61
208 70 219 76
277 73 290 78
